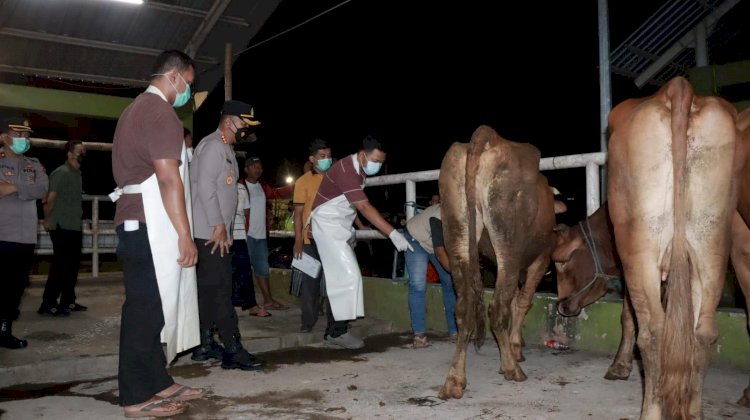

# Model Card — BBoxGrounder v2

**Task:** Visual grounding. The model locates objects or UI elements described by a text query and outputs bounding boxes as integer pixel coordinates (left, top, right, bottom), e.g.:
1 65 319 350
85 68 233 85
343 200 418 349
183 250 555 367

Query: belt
108 184 142 202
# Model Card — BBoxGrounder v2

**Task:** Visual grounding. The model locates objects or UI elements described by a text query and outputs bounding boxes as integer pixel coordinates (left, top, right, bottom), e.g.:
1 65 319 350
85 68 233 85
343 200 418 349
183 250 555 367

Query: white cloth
311 194 364 321
140 144 200 363
246 181 266 239
233 182 251 240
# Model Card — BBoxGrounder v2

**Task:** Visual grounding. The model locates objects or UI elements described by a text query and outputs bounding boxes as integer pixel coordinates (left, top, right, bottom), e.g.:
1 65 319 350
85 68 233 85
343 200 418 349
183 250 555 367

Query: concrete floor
1 276 748 419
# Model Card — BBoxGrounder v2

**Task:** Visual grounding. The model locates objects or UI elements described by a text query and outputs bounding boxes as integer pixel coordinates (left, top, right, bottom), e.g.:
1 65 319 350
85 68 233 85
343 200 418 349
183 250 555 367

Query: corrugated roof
0 0 282 92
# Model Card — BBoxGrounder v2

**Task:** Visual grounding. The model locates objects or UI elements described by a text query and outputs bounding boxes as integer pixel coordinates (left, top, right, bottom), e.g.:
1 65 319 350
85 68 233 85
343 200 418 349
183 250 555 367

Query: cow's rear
608 76 740 419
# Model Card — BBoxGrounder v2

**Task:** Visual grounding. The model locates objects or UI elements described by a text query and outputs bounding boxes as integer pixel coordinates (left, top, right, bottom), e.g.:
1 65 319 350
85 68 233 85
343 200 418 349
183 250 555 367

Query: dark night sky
188 0 745 221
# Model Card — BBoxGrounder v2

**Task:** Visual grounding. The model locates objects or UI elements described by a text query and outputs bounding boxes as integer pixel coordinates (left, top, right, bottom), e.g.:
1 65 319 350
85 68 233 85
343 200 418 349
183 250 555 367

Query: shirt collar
350 153 361 175
145 85 168 103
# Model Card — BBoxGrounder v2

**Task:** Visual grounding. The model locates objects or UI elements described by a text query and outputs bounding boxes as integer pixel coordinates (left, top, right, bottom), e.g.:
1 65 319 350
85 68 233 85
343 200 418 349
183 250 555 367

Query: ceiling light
109 0 144 5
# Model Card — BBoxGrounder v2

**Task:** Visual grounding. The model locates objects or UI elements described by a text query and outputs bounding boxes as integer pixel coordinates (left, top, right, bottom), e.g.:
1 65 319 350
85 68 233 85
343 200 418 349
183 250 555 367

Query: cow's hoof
516 353 526 363
604 363 631 381
438 384 464 400
502 367 527 382
737 388 750 408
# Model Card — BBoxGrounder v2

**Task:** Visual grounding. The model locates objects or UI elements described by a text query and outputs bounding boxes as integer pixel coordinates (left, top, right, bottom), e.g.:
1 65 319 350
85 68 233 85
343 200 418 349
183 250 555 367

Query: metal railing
35 152 607 277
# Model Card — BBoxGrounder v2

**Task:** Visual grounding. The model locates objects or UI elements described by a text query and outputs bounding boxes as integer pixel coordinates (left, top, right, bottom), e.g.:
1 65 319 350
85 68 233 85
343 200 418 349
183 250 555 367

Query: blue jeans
403 231 457 335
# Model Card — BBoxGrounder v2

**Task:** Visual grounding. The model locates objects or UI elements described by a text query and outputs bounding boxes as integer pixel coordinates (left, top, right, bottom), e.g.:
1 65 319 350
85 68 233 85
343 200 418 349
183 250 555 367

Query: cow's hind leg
729 211 750 407
488 264 527 381
509 254 548 363
605 287 637 380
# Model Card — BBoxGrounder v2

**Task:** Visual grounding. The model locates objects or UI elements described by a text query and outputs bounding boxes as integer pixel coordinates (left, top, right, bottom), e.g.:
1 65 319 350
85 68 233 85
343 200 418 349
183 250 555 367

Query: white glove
389 230 413 252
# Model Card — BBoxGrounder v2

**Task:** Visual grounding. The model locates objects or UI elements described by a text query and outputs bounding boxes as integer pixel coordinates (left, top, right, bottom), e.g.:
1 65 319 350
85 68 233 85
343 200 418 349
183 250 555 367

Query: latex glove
389 230 413 252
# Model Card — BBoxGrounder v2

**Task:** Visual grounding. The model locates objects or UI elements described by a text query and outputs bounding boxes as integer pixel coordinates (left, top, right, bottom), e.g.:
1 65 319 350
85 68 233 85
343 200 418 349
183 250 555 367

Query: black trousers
42 228 83 307
299 242 323 329
116 224 173 406
195 239 238 342
231 239 259 310
0 241 35 321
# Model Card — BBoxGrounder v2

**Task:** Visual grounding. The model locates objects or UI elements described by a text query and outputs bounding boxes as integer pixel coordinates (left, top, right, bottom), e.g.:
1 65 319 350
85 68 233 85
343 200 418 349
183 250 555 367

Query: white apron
112 145 200 363
310 194 364 321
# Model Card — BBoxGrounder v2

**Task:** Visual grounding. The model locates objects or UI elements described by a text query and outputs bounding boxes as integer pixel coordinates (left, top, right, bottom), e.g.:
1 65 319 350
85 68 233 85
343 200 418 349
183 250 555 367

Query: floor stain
169 362 215 379
24 331 73 341
0 376 117 404
234 389 324 408
406 396 443 407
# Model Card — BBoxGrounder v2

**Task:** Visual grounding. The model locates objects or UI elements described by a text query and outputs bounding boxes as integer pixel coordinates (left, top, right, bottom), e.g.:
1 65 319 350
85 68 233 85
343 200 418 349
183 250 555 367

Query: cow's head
552 223 610 317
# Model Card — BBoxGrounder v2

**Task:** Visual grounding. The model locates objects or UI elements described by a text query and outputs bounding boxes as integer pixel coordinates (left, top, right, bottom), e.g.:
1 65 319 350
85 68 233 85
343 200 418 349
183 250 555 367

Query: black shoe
221 348 265 371
66 303 87 312
37 305 70 317
0 320 28 349
191 328 224 361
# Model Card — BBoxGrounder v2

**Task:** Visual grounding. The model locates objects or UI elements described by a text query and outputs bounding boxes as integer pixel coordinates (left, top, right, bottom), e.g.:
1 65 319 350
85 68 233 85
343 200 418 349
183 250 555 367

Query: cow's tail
465 128 487 350
660 76 695 419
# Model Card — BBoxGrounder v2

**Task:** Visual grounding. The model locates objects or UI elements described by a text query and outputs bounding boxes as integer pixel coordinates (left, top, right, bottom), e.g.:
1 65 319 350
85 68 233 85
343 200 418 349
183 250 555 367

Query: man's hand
293 238 304 260
177 234 198 267
0 181 17 198
389 229 413 252
43 219 50 232
205 224 230 257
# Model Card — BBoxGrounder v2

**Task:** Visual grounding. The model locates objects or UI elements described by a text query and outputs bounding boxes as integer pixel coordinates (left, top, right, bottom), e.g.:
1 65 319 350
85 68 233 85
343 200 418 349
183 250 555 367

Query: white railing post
585 162 600 216
92 197 99 278
405 180 416 220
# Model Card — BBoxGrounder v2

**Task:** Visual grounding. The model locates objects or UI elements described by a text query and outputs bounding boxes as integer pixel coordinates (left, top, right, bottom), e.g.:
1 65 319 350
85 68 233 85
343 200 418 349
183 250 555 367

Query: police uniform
188 100 264 370
0 117 49 349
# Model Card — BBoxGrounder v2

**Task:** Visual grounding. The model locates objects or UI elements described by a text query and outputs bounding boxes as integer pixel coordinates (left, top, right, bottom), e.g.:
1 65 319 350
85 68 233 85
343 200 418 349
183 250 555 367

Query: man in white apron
310 135 412 349
111 50 203 418
189 100 264 371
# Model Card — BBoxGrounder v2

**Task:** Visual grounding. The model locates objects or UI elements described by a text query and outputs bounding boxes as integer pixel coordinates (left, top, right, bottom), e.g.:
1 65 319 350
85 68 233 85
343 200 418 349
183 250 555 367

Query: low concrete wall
270 269 750 369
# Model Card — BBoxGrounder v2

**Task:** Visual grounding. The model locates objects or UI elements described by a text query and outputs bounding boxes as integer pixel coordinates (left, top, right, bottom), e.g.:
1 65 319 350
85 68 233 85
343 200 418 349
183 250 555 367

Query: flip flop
124 398 186 418
249 310 272 318
264 301 289 310
156 384 206 402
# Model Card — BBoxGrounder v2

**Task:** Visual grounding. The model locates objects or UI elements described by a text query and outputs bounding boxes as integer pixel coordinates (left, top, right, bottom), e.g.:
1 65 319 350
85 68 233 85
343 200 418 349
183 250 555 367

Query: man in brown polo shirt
111 50 204 418
310 135 412 349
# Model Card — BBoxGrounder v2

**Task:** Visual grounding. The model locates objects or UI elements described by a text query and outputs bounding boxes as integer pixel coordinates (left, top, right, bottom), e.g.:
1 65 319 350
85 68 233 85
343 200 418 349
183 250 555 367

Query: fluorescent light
109 0 144 5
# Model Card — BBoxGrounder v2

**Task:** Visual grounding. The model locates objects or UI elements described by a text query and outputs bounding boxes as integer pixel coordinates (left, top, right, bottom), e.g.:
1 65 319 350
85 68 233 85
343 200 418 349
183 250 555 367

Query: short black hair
149 50 195 80
245 156 262 168
64 140 82 154
308 138 329 156
361 134 383 153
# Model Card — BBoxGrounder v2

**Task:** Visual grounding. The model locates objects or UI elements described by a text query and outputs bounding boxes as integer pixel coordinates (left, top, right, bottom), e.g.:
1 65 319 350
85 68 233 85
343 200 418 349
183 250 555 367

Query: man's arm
14 160 48 201
352 200 395 236
430 217 450 272
194 143 229 256
43 191 57 231
293 203 305 259
153 158 197 267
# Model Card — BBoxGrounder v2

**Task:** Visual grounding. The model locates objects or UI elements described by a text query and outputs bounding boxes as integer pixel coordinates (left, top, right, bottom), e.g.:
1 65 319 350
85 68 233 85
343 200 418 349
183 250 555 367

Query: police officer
190 100 264 370
0 115 49 349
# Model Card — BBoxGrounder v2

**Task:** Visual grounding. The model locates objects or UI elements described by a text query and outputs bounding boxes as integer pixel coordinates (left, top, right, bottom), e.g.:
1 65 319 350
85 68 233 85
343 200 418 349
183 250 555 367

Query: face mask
363 159 382 176
316 158 332 172
10 137 30 155
163 72 191 108
76 154 84 164
231 120 252 143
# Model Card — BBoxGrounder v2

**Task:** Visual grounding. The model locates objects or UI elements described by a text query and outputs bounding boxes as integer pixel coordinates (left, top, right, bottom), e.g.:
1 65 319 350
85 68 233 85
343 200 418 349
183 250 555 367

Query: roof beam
184 0 233 58
0 28 217 64
634 0 742 88
0 64 148 87
145 1 248 27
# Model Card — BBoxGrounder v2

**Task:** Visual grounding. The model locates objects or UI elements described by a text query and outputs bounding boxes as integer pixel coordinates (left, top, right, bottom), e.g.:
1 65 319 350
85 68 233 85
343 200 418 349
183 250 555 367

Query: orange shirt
293 171 323 244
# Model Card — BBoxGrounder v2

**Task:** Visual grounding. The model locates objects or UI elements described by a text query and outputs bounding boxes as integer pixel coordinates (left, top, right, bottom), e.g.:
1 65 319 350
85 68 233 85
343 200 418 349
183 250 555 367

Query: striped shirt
312 154 367 209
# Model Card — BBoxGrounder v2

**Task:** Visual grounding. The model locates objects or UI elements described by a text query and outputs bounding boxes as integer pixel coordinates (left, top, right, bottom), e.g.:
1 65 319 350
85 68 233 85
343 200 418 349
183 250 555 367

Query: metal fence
35 152 607 277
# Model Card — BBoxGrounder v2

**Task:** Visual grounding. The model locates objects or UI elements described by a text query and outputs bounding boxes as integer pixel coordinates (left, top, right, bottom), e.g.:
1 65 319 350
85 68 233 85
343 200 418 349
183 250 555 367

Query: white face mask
363 159 382 175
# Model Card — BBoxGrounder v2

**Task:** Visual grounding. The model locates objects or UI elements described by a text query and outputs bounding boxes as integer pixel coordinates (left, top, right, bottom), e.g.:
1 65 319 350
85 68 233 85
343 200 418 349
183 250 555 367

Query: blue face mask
363 159 382 176
316 158 332 172
162 72 191 108
10 137 30 155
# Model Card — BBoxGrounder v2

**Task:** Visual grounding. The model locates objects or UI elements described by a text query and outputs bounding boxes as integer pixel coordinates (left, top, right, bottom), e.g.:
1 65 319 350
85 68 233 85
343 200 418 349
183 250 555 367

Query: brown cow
438 125 565 399
608 76 741 419
553 205 750 407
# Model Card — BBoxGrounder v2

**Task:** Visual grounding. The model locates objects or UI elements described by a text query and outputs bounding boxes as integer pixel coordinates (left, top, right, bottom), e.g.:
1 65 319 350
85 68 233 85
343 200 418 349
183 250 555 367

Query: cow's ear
553 200 567 214
551 234 583 263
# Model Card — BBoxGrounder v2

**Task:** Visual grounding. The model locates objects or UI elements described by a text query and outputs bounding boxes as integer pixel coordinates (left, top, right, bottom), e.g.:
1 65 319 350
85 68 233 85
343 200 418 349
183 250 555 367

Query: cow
553 205 750 407
437 125 565 399
607 76 742 419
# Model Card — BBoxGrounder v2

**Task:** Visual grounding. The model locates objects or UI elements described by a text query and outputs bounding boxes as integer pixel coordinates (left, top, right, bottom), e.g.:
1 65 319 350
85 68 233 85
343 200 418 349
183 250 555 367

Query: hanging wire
198 0 353 76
